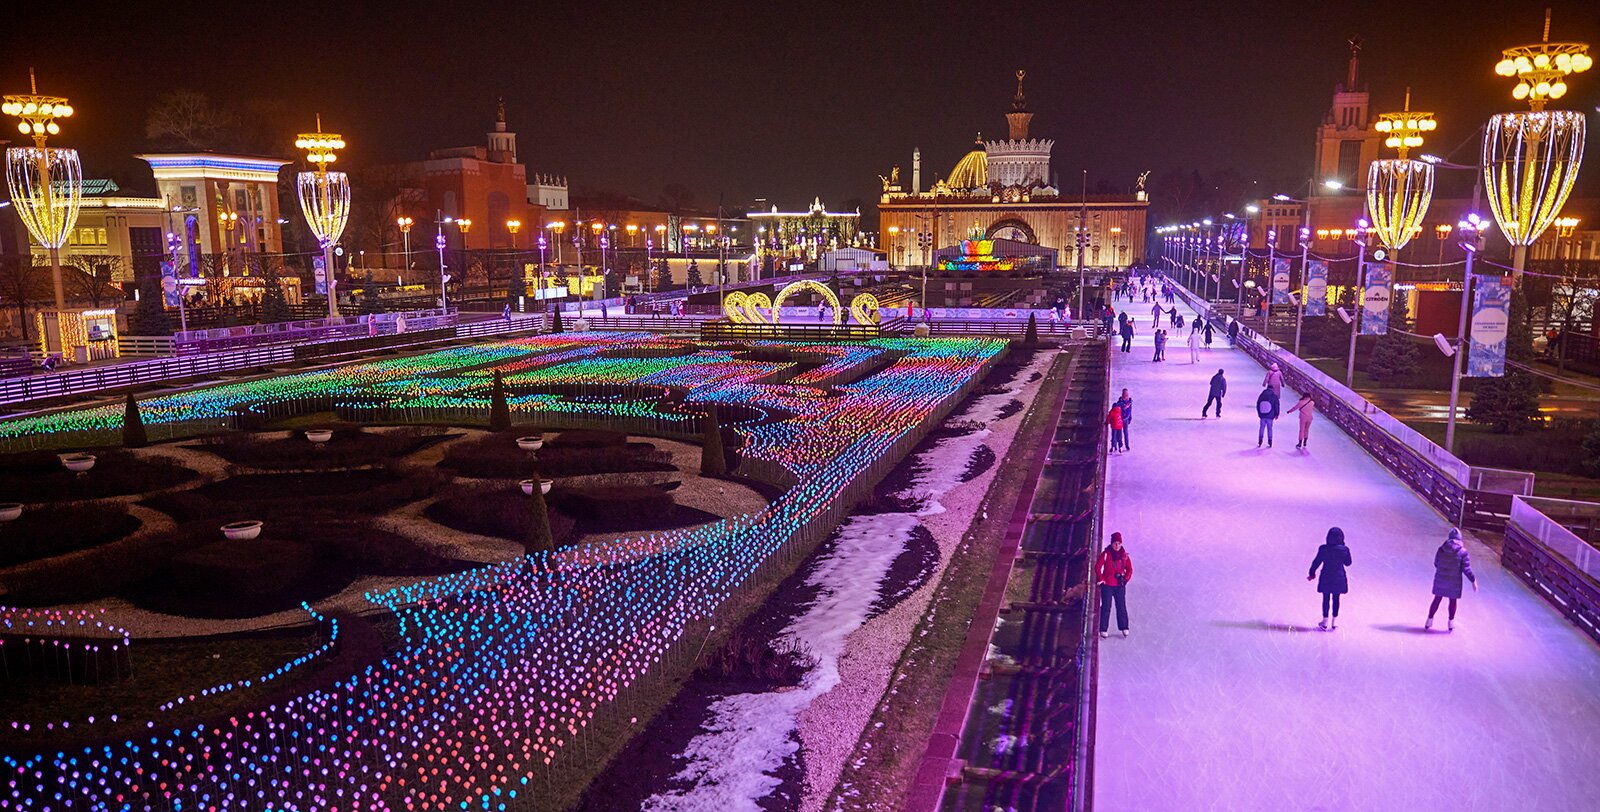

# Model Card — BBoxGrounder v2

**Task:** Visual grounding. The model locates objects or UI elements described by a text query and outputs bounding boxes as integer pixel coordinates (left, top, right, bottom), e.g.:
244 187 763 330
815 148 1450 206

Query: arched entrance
985 217 1036 244
773 279 841 324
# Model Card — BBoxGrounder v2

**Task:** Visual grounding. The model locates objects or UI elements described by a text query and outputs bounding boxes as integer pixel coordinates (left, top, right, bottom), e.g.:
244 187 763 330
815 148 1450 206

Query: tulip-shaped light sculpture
1366 91 1437 252
3 72 81 310
294 116 350 318
1484 11 1590 275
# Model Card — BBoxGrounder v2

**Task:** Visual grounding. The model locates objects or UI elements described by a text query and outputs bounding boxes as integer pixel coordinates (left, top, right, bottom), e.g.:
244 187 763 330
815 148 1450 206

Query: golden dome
949 134 987 188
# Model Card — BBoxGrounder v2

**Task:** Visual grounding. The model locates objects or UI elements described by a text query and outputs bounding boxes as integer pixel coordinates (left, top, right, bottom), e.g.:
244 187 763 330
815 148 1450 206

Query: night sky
4 0 1597 216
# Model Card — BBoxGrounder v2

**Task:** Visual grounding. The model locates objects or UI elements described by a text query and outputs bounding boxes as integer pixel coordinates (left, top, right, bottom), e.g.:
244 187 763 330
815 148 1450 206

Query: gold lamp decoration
1366 90 1436 251
1483 10 1590 274
294 115 350 318
3 70 81 310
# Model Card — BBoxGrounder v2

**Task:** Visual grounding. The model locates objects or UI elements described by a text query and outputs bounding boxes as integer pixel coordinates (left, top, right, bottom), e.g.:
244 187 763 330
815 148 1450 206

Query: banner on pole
1466 275 1511 378
313 256 328 295
1271 257 1293 305
160 261 180 307
1360 262 1392 335
1305 260 1328 316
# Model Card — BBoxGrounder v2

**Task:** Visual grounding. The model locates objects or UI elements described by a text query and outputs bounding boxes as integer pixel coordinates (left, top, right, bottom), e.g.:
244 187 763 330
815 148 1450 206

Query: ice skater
1203 320 1214 349
1187 324 1202 363
1152 329 1166 362
1426 528 1479 631
1308 526 1352 631
1203 368 1227 417
1151 302 1163 326
1115 389 1133 450
1106 403 1126 453
1263 362 1283 396
1256 385 1279 447
1097 532 1134 638
1286 393 1315 448
1119 319 1134 353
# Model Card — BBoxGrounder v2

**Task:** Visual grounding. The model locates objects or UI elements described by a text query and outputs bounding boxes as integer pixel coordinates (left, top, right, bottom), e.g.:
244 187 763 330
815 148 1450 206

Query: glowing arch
773 280 842 324
850 293 882 325
985 217 1036 243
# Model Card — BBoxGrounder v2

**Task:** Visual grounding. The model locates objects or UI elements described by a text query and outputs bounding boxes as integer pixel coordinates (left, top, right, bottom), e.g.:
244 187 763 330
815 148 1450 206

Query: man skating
1202 368 1226 417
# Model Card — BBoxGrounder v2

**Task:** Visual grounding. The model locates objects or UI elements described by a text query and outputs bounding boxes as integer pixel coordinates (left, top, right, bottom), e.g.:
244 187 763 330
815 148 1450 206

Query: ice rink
1093 300 1600 810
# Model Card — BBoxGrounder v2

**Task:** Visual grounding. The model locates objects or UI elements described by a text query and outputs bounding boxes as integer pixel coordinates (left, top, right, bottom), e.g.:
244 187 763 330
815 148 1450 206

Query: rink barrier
1504 497 1600 645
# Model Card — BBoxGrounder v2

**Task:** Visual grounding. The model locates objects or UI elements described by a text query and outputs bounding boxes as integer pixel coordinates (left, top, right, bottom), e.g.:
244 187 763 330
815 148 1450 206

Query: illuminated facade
748 198 862 261
878 72 1147 269
409 103 543 251
136 152 291 272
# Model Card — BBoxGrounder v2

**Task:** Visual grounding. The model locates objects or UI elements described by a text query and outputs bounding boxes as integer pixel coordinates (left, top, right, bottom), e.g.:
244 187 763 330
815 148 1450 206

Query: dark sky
5 0 1597 213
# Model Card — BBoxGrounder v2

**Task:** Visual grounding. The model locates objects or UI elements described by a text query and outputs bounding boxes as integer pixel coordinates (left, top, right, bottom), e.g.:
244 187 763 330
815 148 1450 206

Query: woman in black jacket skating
1307 526 1352 631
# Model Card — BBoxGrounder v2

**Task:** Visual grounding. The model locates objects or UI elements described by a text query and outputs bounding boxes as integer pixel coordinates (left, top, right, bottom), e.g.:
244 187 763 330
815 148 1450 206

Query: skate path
1094 299 1600 810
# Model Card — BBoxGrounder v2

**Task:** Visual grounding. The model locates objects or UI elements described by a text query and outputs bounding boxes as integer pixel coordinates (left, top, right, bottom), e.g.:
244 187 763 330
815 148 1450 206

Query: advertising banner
160 260 180 307
1466 275 1511 378
1305 260 1328 316
184 215 200 278
1271 257 1293 305
1360 262 1392 335
313 256 328 296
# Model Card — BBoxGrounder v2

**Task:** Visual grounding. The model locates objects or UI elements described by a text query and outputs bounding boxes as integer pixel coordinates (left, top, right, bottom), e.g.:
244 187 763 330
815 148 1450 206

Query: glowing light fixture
294 114 350 318
4 70 81 310
1366 89 1436 251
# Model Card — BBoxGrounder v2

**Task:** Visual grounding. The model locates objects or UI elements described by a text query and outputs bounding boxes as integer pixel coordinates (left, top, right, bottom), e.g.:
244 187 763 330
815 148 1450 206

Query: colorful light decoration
1483 11 1590 274
936 239 1016 272
3 71 81 310
1366 91 1436 252
0 333 1007 809
294 115 350 318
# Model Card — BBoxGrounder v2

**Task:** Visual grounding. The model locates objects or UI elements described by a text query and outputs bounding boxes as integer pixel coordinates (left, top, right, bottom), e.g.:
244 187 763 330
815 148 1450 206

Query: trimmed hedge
0 501 141 568
0 449 196 503
425 482 578 548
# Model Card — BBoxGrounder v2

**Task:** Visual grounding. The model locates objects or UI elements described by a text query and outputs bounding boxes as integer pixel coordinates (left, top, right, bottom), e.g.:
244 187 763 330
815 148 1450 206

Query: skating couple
1107 389 1133 452
1307 527 1480 632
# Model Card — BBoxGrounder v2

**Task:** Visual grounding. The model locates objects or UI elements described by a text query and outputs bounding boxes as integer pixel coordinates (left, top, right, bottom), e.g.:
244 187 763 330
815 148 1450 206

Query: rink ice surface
1093 304 1600 811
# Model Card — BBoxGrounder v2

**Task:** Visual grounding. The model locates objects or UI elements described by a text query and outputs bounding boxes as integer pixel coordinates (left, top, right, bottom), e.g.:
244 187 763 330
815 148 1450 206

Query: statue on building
1136 170 1150 192
878 165 901 192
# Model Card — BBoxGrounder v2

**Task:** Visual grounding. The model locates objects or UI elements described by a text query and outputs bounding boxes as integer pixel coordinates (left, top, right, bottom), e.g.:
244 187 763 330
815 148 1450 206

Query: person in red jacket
1106 405 1125 453
1097 532 1134 637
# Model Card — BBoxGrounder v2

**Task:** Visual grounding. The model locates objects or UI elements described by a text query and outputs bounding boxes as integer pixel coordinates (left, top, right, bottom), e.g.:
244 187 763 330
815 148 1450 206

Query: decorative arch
773 279 841 324
985 217 1036 244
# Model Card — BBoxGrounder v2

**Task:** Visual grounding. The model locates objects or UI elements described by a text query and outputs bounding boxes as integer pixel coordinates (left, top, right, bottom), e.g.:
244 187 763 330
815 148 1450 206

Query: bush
438 431 671 479
548 484 674 524
0 501 140 567
425 482 577 548
548 429 628 448
146 468 441 522
488 371 511 431
701 405 727 476
703 632 816 687
1467 371 1543 434
0 449 196 503
1367 333 1420 382
202 427 449 470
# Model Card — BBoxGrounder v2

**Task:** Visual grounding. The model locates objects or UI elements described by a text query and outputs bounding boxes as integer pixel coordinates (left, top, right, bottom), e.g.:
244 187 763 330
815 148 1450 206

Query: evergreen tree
1506 288 1534 364
550 306 564 334
121 392 149 448
128 267 173 336
524 472 555 555
1023 313 1038 345
488 370 512 431
1367 332 1420 382
1466 370 1542 433
700 404 727 476
1580 422 1600 478
359 270 385 315
259 262 293 324
686 259 703 288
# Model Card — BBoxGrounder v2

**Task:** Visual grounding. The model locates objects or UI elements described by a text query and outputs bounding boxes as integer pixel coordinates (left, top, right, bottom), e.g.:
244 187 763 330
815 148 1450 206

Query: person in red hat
1097 532 1134 638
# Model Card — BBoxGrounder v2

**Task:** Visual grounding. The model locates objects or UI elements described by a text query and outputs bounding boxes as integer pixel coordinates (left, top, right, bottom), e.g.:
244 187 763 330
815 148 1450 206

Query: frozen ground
1095 300 1600 810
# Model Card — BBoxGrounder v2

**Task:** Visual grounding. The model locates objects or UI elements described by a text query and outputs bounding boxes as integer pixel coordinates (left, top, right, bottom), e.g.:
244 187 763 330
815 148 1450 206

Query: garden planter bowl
304 429 334 444
60 453 96 473
520 478 554 495
0 502 22 522
516 436 544 452
222 520 264 541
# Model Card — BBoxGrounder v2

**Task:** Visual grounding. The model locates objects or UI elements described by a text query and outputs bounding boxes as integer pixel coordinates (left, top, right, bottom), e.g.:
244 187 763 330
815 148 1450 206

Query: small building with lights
877 72 1148 270
748 198 863 262
134 152 291 278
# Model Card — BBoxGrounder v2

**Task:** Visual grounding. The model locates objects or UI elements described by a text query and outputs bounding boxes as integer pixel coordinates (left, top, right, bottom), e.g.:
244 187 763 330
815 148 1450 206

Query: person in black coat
1227 319 1240 345
1203 320 1214 348
1119 320 1134 353
1255 386 1280 448
1426 528 1479 632
1203 369 1226 417
1308 526 1352 630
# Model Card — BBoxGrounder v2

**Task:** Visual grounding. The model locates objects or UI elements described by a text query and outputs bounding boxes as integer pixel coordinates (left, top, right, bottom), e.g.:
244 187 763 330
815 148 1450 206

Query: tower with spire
486 98 517 164
1313 38 1381 191
985 70 1054 190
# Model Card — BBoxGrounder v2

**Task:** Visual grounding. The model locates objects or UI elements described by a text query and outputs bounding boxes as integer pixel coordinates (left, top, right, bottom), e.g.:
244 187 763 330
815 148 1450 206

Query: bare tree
64 255 127 309
145 91 238 150
0 255 42 342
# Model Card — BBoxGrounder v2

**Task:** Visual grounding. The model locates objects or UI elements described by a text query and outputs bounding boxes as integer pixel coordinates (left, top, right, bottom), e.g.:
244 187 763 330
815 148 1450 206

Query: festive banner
1305 260 1328 316
1360 262 1392 335
313 256 328 296
1271 257 1293 305
184 214 200 278
1466 275 1511 378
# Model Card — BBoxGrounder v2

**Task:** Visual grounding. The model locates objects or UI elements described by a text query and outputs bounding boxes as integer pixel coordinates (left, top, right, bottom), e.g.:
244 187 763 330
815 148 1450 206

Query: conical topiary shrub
121 392 149 448
489 370 512 431
1024 313 1038 345
550 307 564 334
700 404 727 476
525 473 555 555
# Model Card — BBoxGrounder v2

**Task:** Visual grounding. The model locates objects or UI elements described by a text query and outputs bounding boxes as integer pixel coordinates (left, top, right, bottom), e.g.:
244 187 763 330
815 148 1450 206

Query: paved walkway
1094 300 1600 810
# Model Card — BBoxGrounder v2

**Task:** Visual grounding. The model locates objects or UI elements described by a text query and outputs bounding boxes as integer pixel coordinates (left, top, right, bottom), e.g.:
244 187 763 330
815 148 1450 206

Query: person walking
1426 528 1479 631
1287 393 1316 448
1106 403 1126 453
1151 302 1163 327
1256 385 1280 447
1202 369 1227 417
1308 527 1352 631
1152 329 1165 362
1097 532 1134 638
1227 318 1240 346
1263 362 1283 397
1168 306 1179 327
1187 324 1202 363
1119 319 1134 354
1203 320 1214 349
1115 389 1133 450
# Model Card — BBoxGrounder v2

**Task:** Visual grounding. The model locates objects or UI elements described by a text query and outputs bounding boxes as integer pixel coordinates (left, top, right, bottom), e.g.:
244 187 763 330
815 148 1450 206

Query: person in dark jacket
1203 320 1214 348
1256 386 1280 448
1119 319 1134 353
1227 319 1240 345
1426 528 1479 631
1097 532 1134 637
1308 526 1352 630
1115 389 1133 450
1106 404 1125 452
1203 369 1227 417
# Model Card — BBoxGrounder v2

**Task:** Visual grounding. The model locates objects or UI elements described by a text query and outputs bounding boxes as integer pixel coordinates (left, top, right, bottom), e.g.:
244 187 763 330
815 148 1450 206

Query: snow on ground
1095 295 1600 810
642 512 914 812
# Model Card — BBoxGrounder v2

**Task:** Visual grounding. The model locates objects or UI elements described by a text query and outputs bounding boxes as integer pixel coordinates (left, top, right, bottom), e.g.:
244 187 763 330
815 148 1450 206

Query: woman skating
1286 393 1315 448
1308 527 1352 630
1426 528 1479 631
1106 404 1125 453
1097 532 1134 638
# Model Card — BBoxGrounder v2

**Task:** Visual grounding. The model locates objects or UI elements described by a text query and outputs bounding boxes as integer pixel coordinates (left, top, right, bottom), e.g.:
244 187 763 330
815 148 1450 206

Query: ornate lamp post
293 117 349 319
536 233 548 311
1367 91 1437 255
397 216 414 270
1484 11 1591 277
4 73 80 311
218 209 239 275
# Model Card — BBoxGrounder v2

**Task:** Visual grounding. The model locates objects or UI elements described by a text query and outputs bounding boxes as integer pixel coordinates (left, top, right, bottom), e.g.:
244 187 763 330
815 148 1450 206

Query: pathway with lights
1092 299 1600 809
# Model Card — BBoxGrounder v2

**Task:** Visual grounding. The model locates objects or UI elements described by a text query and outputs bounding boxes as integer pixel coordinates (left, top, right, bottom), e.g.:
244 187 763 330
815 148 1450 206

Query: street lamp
1484 11 1590 276
1341 219 1378 388
548 220 566 266
294 116 350 319
535 232 548 312
1434 223 1453 265
397 215 414 271
1367 91 1437 254
1444 214 1488 452
4 72 81 311
217 209 239 275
